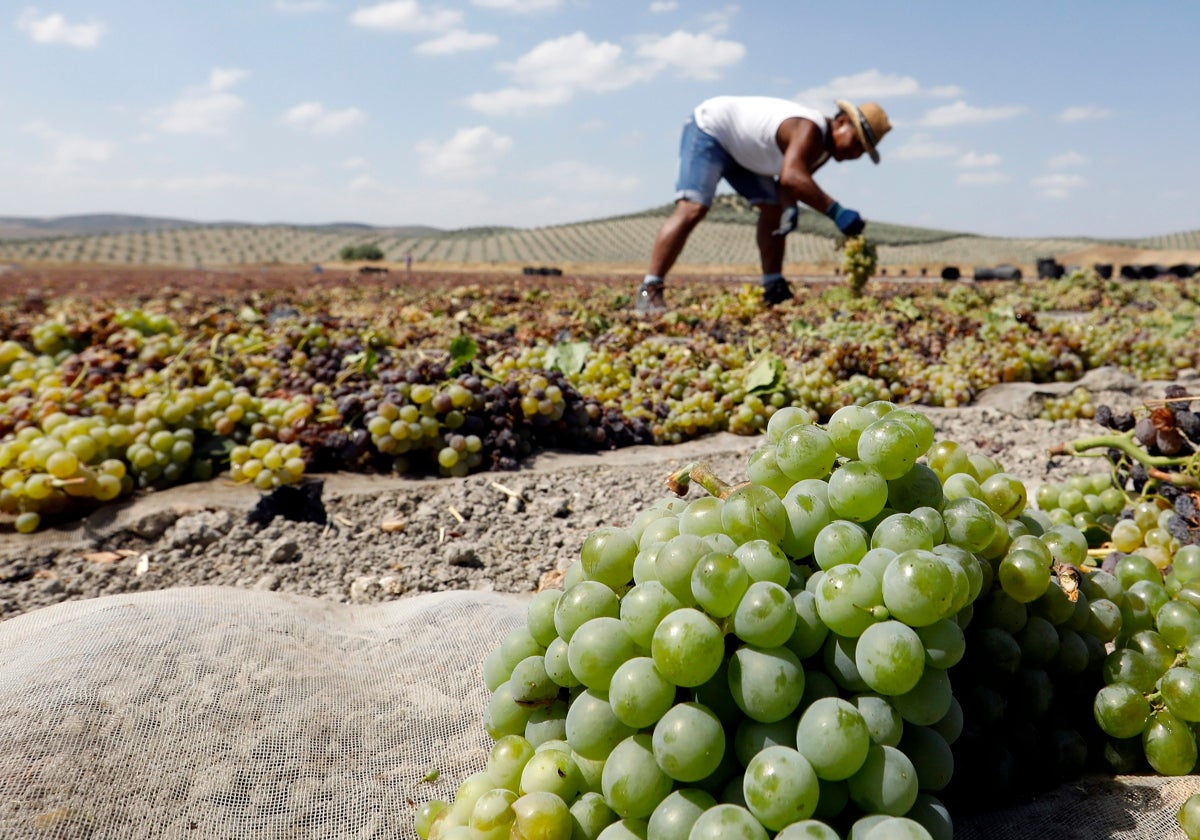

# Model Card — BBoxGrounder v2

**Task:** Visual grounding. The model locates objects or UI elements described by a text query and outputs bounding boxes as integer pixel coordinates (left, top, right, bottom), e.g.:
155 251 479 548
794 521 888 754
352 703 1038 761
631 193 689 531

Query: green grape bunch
841 236 878 298
1089 545 1200 778
416 402 1090 840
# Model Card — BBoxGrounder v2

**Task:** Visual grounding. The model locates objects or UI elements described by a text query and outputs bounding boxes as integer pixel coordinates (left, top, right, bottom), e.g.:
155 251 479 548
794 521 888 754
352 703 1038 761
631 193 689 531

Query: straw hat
836 100 891 164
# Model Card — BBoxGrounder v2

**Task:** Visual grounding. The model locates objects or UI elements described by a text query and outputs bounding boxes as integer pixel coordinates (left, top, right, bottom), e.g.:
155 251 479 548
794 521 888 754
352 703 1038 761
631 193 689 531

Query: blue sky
2 1 1197 238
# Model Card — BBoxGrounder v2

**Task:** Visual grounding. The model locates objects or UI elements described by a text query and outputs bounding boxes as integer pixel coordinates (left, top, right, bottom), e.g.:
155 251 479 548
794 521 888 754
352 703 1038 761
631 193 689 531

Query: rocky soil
0 367 1189 623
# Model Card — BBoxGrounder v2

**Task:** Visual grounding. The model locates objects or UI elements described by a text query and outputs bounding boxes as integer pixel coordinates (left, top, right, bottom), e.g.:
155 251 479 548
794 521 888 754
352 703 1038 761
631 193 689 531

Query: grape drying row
2 273 1200 531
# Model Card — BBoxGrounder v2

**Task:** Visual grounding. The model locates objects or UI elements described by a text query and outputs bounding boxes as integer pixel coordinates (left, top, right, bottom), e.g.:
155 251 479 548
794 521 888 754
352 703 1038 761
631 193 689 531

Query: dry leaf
538 569 566 591
81 551 123 564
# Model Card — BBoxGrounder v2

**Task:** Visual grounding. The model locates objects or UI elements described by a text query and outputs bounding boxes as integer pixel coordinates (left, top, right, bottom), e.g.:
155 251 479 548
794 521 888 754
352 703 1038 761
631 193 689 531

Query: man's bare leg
648 199 709 278
637 199 709 313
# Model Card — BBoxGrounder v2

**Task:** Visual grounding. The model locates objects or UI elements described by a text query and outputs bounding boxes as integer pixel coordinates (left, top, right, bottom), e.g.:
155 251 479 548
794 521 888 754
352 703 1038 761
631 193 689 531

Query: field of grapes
3 201 1199 276
3 261 1200 839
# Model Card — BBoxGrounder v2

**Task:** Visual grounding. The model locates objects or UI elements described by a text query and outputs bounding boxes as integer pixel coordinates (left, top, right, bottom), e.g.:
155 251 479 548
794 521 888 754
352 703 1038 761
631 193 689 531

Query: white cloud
919 100 1026 127
956 151 1001 168
471 0 560 11
416 125 512 177
503 32 645 92
416 29 498 54
527 161 638 192
890 134 958 161
16 8 105 47
636 30 744 80
796 70 962 106
957 171 1009 186
464 85 573 115
465 29 740 115
208 67 249 92
23 121 113 174
155 69 249 135
343 156 369 169
350 1 461 32
1048 151 1087 169
285 102 366 134
348 174 385 192
699 5 738 35
1032 172 1086 199
1058 105 1112 122
273 0 329 12
649 0 678 11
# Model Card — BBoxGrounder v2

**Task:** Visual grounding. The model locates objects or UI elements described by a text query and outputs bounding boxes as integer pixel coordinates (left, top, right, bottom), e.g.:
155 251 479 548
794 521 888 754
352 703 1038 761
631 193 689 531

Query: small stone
379 575 405 595
263 537 302 564
505 495 525 514
349 576 381 602
167 510 234 550
129 510 179 540
254 574 280 591
542 495 571 517
39 577 64 595
444 544 482 568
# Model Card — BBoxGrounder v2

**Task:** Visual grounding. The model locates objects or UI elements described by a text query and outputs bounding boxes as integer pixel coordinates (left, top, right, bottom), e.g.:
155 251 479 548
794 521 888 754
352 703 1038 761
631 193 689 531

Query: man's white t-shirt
693 96 828 177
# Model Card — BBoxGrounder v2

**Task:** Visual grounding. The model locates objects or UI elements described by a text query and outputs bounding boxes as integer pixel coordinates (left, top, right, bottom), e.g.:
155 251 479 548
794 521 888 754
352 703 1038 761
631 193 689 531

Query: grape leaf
788 318 817 337
893 298 920 321
1170 314 1195 339
745 355 784 394
546 341 590 376
344 347 378 376
449 335 478 374
196 433 236 465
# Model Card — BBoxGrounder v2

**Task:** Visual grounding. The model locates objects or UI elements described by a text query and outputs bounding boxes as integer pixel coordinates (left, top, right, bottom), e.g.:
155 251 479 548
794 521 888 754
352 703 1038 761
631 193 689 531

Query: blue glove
773 205 799 237
825 201 865 236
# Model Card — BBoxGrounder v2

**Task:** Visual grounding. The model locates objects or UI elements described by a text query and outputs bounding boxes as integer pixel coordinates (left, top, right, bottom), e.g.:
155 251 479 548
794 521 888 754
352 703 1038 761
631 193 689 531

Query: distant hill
0 214 198 239
0 202 1196 271
0 213 442 241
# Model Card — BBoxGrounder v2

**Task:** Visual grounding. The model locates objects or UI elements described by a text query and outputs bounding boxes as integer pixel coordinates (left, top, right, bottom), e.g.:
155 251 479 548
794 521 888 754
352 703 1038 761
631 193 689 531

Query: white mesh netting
0 587 522 839
0 587 1196 839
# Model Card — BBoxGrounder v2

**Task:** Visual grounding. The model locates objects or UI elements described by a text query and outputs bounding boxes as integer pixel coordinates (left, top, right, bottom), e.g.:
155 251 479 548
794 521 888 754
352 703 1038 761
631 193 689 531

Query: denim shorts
674 116 778 207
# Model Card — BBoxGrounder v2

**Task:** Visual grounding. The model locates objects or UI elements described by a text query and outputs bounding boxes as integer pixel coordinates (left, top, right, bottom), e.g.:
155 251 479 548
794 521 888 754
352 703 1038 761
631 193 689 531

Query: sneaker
635 281 667 314
762 277 794 306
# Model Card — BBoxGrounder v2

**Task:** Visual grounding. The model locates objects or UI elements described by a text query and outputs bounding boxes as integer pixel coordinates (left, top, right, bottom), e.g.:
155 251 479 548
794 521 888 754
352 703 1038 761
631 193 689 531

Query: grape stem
1147 466 1200 489
1049 433 1200 488
666 461 744 499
